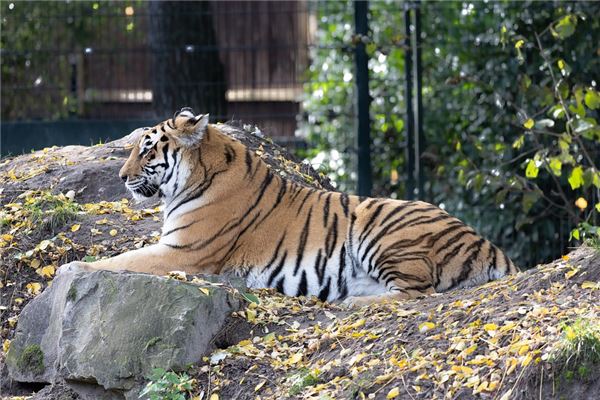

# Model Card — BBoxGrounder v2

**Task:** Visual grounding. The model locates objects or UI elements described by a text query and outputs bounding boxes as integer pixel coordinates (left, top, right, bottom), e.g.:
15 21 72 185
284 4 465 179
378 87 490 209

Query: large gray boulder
6 266 245 398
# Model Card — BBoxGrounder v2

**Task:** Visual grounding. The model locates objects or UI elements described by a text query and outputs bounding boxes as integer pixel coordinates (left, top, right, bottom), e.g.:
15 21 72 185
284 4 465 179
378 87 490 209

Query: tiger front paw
57 261 95 275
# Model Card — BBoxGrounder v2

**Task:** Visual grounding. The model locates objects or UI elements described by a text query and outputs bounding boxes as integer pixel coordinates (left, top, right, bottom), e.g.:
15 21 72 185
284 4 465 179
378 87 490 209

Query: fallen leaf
109 229 118 236
199 287 210 295
419 321 436 333
581 281 599 290
386 387 400 399
254 380 266 392
26 282 42 295
70 224 81 232
38 265 55 279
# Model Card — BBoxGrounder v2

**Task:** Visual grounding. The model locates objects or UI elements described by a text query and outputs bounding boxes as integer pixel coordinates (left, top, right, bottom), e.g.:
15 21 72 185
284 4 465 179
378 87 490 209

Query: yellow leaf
386 387 400 399
1 234 13 242
575 197 588 210
70 224 81 232
451 365 474 374
199 287 210 295
30 259 41 269
521 353 533 367
38 265 55 279
565 268 579 279
562 255 570 261
523 118 534 129
518 345 529 355
374 374 393 384
418 321 436 333
109 229 118 236
238 339 252 347
39 240 51 250
287 352 303 365
209 394 219 400
515 39 524 49
246 308 257 322
506 358 518 375
581 281 599 290
254 380 266 392
484 323 498 337
464 344 477 355
26 282 42 295
3 339 10 354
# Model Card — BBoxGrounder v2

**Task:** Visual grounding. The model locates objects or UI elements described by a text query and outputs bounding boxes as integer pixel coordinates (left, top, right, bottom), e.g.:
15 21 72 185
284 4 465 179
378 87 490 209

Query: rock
7 266 246 398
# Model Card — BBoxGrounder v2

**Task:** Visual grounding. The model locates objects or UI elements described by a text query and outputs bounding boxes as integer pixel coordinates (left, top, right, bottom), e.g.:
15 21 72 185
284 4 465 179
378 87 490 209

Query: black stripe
162 220 195 237
297 270 308 296
313 249 324 281
267 250 288 286
293 206 313 275
261 234 287 273
438 242 465 267
337 244 347 299
325 213 338 258
318 277 331 302
452 238 486 286
275 277 285 294
339 193 350 217
358 203 386 244
252 179 288 230
436 229 472 254
245 150 253 175
323 194 331 227
296 189 316 216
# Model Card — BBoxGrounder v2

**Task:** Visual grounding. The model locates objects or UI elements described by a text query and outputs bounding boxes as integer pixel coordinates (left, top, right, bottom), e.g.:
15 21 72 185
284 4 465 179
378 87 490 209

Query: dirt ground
1 129 599 399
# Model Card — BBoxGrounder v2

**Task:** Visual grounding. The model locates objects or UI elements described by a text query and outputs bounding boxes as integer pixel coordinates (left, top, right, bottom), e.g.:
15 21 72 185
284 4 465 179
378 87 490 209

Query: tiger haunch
68 108 518 306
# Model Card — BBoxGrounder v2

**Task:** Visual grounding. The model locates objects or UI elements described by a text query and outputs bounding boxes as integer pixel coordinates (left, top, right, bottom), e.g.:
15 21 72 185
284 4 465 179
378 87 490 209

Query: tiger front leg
59 244 201 276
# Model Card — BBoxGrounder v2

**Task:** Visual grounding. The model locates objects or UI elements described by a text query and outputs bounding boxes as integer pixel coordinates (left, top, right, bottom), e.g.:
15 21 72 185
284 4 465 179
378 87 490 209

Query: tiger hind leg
342 258 437 307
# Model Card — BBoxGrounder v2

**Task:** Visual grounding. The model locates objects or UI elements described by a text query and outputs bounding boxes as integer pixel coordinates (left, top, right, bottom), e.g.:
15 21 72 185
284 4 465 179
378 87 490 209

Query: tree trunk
149 1 227 119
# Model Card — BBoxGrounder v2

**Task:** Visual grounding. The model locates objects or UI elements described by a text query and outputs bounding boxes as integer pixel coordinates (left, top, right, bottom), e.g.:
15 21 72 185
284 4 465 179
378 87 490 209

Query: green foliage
139 368 195 400
1 1 145 120
288 367 320 396
23 191 80 234
301 0 600 266
552 318 600 381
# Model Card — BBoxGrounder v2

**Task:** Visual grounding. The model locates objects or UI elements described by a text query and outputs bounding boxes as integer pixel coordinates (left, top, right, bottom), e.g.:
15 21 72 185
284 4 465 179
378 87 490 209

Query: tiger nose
120 173 127 182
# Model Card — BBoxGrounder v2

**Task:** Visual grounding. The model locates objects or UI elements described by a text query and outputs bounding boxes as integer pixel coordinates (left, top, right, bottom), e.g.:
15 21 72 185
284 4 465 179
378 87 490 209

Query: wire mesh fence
1 1 331 153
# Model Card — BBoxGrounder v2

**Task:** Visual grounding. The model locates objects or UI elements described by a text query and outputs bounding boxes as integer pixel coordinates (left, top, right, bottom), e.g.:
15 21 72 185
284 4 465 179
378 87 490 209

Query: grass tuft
551 318 600 381
24 191 80 233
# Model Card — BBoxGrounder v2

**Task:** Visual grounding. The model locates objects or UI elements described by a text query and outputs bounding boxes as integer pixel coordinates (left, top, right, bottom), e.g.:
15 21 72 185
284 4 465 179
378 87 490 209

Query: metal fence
0 1 316 152
1 0 579 267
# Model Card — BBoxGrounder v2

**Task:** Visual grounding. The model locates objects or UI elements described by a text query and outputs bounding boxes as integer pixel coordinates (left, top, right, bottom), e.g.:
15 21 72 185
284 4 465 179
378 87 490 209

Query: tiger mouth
126 181 159 198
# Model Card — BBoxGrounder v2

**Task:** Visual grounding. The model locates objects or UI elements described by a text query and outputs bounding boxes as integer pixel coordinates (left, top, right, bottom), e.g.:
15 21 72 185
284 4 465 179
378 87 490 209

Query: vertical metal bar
414 1 424 199
354 0 372 197
404 2 415 200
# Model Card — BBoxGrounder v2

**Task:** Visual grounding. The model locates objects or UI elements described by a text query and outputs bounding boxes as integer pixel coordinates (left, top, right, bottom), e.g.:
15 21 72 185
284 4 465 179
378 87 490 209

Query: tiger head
119 107 209 200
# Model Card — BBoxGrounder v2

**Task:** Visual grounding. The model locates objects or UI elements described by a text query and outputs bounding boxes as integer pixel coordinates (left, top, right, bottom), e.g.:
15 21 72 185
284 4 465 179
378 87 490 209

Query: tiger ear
173 112 209 147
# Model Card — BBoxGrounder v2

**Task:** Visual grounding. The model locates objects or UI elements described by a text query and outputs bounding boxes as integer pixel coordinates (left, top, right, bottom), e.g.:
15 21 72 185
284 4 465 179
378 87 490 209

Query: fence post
414 1 424 199
354 0 372 197
404 2 415 200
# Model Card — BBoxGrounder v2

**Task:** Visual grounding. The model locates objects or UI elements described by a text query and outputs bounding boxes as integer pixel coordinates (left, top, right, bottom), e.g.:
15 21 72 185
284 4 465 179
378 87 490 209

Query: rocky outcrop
6 265 246 399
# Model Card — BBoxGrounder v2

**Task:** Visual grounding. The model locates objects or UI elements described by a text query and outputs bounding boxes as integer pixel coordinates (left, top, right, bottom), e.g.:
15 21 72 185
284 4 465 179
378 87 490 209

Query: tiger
61 107 518 307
